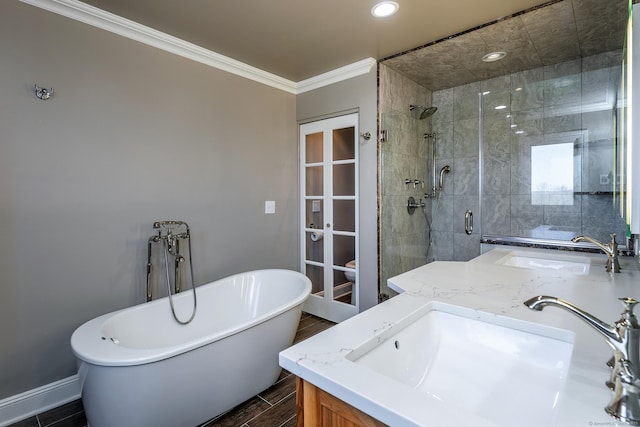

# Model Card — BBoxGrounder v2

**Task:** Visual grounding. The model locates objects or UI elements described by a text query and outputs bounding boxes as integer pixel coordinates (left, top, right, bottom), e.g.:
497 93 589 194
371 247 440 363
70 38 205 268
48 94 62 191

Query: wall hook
360 131 371 145
35 84 54 100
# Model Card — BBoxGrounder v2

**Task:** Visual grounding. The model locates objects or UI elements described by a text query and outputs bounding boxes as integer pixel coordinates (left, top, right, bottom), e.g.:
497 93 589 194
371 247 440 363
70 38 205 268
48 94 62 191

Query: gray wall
296 69 378 311
1 1 297 399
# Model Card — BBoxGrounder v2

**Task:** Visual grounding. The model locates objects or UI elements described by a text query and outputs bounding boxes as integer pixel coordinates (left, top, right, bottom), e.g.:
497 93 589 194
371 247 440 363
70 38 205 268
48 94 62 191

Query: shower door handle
465 210 473 235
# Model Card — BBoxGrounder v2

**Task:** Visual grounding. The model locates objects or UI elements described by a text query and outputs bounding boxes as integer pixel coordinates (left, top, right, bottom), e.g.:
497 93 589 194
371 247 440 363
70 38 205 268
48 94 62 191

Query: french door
300 113 359 322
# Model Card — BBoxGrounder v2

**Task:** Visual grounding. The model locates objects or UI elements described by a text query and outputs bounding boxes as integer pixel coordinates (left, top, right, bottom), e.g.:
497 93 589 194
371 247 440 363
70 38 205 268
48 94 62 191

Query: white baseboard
0 375 80 427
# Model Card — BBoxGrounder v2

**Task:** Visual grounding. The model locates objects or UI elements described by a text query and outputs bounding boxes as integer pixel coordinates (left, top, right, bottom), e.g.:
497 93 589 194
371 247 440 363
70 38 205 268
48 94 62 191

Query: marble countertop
279 247 640 426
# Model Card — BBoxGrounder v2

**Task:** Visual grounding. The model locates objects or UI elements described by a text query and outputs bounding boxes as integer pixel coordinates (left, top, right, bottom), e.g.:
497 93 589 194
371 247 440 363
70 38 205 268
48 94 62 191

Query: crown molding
296 58 377 94
19 0 297 93
19 0 376 94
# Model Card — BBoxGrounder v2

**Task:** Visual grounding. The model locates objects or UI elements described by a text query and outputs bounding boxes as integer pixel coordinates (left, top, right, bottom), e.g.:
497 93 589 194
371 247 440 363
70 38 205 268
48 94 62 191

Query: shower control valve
407 196 425 215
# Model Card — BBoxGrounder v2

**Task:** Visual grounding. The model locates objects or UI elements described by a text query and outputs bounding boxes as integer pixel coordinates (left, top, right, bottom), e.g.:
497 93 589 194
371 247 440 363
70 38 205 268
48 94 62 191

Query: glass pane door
300 113 358 323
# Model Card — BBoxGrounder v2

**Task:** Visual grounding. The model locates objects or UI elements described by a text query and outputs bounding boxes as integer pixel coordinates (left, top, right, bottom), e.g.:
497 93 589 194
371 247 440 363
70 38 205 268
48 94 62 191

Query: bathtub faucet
154 220 187 230
146 220 197 325
524 295 640 424
152 221 191 257
571 233 620 273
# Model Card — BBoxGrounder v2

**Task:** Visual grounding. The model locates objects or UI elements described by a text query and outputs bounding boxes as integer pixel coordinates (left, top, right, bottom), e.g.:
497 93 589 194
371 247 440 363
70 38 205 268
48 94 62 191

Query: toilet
344 259 356 283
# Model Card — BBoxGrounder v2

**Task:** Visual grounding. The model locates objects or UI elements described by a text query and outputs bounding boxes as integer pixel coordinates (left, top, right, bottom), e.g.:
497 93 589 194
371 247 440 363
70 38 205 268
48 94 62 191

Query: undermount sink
494 250 591 275
346 302 575 427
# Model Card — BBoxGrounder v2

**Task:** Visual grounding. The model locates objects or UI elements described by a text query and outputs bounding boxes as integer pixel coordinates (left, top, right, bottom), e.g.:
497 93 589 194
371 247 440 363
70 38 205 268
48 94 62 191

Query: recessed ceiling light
371 1 399 18
495 105 507 110
482 51 507 62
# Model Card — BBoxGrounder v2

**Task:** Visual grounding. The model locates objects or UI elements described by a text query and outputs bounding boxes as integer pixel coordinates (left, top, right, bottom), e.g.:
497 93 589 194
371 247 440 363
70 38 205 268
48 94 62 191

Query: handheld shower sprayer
439 165 451 190
146 221 197 324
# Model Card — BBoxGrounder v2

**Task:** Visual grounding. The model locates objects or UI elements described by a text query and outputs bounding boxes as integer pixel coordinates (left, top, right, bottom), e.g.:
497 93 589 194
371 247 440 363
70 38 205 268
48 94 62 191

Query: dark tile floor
7 313 334 427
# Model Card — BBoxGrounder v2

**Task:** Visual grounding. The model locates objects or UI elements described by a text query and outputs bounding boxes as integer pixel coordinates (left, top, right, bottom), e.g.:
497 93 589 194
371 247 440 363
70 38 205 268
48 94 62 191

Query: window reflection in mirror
531 142 574 206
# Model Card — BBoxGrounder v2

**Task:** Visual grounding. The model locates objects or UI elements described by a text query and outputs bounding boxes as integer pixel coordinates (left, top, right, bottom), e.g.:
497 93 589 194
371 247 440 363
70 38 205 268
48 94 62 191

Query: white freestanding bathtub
71 269 311 427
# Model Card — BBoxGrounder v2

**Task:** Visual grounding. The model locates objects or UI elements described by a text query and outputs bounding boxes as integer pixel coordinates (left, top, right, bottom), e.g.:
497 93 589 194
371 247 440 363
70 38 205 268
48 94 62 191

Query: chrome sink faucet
572 233 621 273
524 296 640 424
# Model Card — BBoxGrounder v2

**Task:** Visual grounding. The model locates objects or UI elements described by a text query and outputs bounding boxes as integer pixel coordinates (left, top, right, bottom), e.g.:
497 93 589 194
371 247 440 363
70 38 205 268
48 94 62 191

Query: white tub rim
71 268 311 367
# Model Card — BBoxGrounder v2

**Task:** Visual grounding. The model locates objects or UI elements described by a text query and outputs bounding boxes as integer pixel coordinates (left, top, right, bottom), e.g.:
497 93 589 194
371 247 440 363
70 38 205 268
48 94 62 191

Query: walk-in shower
379 0 630 300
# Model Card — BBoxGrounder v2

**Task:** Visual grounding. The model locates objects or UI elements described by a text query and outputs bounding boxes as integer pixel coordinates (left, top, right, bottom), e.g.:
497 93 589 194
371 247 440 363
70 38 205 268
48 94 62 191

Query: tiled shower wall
379 64 432 297
430 50 628 262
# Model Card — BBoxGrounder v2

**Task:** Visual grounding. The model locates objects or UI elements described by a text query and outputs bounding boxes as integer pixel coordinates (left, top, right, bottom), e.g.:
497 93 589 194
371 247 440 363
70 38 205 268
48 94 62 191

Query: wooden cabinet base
296 377 387 427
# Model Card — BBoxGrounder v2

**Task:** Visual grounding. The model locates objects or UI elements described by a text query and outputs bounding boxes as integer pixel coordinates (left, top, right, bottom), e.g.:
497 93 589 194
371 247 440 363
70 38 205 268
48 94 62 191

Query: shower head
409 105 438 120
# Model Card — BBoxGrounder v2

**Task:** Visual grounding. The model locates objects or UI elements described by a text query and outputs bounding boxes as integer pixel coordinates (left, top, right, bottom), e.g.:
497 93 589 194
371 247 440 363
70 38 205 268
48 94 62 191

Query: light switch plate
265 200 276 214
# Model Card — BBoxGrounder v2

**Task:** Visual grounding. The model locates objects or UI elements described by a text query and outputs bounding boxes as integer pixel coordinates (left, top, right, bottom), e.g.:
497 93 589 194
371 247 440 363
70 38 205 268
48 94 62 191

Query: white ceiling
78 0 556 82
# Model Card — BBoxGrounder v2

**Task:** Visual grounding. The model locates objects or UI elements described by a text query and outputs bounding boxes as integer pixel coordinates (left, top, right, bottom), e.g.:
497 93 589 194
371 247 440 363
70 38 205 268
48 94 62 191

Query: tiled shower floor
7 313 335 427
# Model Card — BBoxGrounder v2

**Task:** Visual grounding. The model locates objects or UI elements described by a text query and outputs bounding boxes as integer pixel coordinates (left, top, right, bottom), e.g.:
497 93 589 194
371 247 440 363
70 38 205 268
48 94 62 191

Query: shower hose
163 237 198 325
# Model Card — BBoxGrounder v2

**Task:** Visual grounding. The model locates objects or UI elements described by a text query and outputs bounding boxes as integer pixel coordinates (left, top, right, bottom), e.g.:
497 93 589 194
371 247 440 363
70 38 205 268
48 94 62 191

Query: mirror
378 0 630 297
